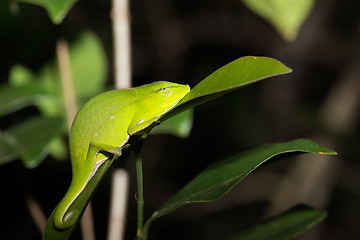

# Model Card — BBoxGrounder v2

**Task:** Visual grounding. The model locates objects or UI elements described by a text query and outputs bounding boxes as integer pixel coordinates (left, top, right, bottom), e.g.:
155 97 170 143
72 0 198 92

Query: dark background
0 0 359 239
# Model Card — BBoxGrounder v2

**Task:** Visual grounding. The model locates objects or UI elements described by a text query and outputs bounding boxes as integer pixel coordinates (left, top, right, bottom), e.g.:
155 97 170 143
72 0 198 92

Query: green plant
43 56 336 239
0 31 107 167
0 1 339 240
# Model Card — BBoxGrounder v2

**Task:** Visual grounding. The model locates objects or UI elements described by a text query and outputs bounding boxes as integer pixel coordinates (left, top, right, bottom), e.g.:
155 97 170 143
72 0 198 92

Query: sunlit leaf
18 0 78 24
243 0 314 41
144 139 336 234
161 56 291 121
224 205 326 240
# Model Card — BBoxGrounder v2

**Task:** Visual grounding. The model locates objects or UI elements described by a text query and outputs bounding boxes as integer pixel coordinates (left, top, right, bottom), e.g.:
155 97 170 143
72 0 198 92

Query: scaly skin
53 81 190 229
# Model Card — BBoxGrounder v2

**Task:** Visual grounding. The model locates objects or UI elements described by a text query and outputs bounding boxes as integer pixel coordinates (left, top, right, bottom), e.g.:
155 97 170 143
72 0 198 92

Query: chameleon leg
87 141 125 180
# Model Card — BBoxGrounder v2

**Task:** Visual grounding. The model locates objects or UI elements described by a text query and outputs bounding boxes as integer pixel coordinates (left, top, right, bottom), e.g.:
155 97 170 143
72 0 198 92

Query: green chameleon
53 81 190 230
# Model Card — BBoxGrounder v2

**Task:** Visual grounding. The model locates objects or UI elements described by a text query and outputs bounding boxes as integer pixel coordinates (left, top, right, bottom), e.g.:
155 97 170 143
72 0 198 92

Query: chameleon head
134 81 190 121
128 81 190 134
147 81 190 114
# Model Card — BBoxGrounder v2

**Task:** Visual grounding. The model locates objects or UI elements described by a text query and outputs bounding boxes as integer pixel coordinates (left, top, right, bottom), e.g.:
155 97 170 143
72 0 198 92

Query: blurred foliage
43 56 333 240
224 204 326 240
17 0 78 24
151 110 194 138
243 0 314 41
0 30 107 167
0 116 63 168
0 0 358 239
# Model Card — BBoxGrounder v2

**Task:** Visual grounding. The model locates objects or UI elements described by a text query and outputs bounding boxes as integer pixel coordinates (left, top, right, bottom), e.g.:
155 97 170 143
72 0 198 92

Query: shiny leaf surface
161 56 291 121
144 139 336 233
225 205 326 240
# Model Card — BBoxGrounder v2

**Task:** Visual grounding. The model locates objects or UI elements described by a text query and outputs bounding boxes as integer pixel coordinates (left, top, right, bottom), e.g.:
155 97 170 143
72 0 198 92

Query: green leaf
0 83 53 117
18 0 78 24
9 64 37 86
37 30 107 110
144 139 336 234
151 109 193 138
2 30 107 166
243 0 314 41
69 31 108 106
5 30 107 117
0 116 64 168
0 135 18 166
161 56 291 121
224 205 326 240
44 156 116 240
48 136 68 160
6 64 63 117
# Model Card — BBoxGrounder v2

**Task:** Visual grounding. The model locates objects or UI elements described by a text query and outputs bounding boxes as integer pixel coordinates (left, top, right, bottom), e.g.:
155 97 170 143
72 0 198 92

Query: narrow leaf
144 139 336 233
0 84 52 117
243 0 314 41
161 56 291 121
224 205 326 240
18 0 78 24
0 116 64 168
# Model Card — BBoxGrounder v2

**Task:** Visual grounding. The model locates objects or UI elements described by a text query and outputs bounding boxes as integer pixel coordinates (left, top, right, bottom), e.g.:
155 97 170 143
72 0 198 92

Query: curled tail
54 207 80 230
53 182 85 230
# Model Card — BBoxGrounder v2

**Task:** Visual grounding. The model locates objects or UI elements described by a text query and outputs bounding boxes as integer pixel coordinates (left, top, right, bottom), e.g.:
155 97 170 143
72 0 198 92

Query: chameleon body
53 81 190 230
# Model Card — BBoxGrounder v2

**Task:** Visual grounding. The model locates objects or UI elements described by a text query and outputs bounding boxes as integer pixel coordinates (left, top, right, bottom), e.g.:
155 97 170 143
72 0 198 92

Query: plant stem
81 203 95 240
112 0 131 89
57 38 96 240
107 169 129 240
134 135 147 239
109 0 131 238
56 39 77 131
25 195 46 236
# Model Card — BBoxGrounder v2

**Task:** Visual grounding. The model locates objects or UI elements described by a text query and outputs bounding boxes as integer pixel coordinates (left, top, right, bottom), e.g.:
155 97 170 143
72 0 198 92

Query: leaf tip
319 150 337 155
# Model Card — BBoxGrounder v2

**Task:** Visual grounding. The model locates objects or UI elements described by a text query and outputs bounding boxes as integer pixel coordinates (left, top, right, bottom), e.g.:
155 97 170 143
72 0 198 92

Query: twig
57 39 96 240
108 0 131 239
81 203 96 240
132 135 147 240
107 169 129 240
25 195 47 236
112 0 131 89
56 39 77 131
135 150 144 239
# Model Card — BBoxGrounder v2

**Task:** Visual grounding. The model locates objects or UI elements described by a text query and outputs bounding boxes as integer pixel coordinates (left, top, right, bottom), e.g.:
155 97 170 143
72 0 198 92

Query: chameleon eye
158 83 172 95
